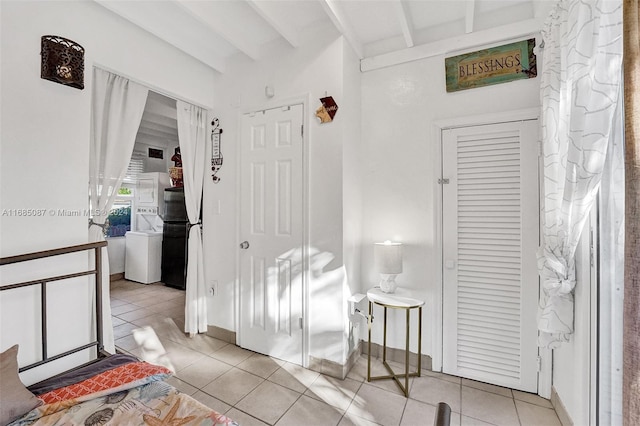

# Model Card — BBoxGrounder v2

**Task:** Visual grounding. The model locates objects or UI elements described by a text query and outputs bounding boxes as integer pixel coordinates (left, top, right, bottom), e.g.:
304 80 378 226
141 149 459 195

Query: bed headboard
0 241 108 373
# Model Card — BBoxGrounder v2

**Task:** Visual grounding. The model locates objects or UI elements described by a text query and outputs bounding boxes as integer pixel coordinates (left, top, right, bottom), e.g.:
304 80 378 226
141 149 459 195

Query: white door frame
432 107 551 398
589 207 598 426
234 94 311 367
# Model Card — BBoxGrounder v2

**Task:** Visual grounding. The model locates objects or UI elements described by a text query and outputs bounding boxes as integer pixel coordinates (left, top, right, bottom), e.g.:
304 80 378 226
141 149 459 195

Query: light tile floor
110 279 561 426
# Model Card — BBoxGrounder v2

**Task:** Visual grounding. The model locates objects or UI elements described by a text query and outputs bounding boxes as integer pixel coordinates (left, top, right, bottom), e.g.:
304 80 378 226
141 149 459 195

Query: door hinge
438 178 450 184
301 125 304 137
299 317 303 329
538 140 543 157
536 356 542 372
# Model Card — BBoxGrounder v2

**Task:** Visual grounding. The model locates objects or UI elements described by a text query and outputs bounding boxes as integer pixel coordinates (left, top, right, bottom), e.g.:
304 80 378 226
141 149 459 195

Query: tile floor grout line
272 390 304 426
459 374 463 420
111 279 560 426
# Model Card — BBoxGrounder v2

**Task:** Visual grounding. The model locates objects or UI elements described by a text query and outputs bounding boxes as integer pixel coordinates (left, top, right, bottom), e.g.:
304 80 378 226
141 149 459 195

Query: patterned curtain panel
623 0 640 423
538 0 623 348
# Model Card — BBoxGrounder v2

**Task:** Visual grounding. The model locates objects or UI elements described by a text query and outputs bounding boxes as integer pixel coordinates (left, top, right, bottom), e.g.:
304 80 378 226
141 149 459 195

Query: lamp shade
374 241 403 274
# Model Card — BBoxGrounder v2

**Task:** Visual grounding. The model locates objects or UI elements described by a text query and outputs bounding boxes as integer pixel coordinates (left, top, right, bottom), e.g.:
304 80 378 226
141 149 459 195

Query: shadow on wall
235 244 350 363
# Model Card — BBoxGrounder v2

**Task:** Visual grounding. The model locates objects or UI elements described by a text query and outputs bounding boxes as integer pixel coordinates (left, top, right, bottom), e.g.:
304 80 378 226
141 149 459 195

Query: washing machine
124 230 163 284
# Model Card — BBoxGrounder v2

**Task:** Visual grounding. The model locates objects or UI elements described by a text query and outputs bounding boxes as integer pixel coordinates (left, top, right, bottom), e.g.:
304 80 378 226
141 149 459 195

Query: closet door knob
239 241 250 249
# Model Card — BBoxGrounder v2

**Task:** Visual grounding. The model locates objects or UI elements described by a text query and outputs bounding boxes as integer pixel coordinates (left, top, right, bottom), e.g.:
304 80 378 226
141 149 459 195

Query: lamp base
379 275 398 293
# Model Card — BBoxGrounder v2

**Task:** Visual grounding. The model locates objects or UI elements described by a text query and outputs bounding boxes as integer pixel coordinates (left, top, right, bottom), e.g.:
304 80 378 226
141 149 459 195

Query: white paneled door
442 120 539 392
239 104 304 365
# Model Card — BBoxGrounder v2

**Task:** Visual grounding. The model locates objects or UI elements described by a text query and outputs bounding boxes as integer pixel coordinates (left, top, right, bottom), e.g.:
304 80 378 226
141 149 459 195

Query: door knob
239 241 250 249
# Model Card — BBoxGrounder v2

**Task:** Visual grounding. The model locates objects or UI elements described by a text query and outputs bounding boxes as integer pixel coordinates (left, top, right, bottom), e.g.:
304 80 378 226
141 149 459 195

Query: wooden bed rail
0 241 108 372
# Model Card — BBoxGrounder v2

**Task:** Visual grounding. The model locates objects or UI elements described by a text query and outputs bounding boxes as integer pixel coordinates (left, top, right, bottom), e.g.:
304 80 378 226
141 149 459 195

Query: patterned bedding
10 356 238 426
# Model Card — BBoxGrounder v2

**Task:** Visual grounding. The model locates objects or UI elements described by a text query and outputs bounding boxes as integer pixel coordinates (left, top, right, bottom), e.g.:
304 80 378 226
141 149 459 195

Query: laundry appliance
124 172 170 284
134 172 170 232
124 231 163 284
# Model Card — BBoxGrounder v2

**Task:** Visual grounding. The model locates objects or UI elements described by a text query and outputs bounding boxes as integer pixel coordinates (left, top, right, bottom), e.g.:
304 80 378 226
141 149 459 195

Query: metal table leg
365 291 424 398
367 300 372 381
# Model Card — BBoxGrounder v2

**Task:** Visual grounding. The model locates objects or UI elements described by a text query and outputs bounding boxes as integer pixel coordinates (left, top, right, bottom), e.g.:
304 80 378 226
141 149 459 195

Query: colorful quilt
10 359 238 426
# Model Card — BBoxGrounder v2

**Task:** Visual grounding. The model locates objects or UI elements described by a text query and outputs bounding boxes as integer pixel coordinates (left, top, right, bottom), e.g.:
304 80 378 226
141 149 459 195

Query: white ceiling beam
94 0 226 73
136 133 178 147
318 0 364 59
137 125 178 141
144 103 177 122
465 0 476 34
394 0 414 48
361 18 542 72
174 1 261 61
247 0 300 48
141 113 178 130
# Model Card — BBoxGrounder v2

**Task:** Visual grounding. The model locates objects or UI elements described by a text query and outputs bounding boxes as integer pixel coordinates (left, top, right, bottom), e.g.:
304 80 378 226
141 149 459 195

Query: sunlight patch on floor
132 325 175 372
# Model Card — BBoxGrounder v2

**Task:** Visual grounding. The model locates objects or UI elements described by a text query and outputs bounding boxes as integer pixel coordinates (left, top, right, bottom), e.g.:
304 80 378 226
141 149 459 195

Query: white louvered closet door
442 120 539 392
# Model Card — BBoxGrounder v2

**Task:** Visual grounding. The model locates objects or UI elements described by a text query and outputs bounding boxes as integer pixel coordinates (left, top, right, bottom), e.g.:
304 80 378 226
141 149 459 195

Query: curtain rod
92 63 213 110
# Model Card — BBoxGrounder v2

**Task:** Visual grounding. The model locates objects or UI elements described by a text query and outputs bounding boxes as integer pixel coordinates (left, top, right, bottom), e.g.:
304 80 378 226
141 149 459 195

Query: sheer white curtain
176 100 207 335
90 68 149 352
537 0 623 348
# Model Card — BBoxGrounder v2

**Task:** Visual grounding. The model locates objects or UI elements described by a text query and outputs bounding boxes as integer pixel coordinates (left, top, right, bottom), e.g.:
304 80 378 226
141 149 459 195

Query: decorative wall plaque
148 147 164 159
445 39 537 92
41 35 85 90
315 96 339 123
211 118 223 183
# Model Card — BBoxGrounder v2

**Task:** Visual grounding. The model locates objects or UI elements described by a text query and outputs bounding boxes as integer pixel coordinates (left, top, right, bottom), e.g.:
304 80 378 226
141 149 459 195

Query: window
104 150 144 237
106 186 133 237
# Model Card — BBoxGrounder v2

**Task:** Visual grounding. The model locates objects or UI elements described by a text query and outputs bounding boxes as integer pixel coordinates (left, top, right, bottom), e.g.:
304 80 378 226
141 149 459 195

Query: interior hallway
110 279 561 426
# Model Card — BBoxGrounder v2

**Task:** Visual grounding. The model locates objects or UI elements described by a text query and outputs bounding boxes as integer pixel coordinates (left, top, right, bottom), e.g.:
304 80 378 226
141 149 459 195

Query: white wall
0 0 213 255
361 37 594 423
205 25 363 365
552 228 594 425
0 0 214 382
342 42 364 358
360 48 541 356
206 27 545 368
107 237 126 274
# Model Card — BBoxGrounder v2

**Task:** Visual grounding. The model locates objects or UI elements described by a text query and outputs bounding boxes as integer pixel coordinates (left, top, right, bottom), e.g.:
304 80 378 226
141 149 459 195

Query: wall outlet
348 293 366 316
209 280 218 296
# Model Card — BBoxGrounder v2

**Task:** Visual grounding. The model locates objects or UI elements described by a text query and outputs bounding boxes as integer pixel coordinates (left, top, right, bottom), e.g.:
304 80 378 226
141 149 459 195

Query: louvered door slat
458 345 522 364
459 248 521 259
443 120 539 392
458 317 520 333
458 273 522 287
458 335 520 353
459 290 521 304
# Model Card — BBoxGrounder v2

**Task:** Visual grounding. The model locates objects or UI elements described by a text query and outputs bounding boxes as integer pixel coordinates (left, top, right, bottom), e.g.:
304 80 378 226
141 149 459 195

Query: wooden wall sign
445 38 536 93
315 96 339 123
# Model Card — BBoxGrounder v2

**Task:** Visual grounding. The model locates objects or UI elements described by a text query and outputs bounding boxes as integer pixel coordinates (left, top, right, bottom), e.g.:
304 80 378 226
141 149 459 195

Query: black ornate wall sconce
40 35 85 90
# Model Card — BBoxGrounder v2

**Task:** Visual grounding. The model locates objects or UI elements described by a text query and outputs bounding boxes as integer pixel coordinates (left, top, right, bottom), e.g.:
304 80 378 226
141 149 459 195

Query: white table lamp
374 241 403 293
